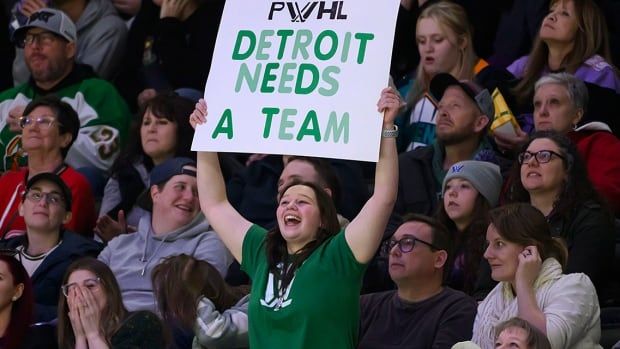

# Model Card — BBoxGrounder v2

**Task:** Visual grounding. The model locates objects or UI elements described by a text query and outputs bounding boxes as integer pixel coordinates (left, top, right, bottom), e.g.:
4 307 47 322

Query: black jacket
0 230 102 322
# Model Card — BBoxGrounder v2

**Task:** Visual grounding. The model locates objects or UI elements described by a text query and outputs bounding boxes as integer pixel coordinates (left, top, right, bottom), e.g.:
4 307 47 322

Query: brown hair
435 194 490 293
266 180 340 295
495 317 552 349
488 204 568 269
152 254 250 329
513 0 613 104
58 258 127 349
407 1 478 106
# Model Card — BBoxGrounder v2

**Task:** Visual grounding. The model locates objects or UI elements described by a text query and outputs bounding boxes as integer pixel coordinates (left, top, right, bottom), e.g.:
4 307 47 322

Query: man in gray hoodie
99 157 233 313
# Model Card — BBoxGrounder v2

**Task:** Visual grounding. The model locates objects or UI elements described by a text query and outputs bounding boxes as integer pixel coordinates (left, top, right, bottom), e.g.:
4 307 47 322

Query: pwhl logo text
268 1 348 22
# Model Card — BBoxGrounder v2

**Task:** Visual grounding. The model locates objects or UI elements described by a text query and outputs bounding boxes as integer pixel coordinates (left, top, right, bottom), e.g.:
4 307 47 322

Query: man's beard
29 58 69 85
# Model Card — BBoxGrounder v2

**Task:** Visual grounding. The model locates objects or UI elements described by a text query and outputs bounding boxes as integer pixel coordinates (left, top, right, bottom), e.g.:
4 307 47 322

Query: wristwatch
382 124 399 138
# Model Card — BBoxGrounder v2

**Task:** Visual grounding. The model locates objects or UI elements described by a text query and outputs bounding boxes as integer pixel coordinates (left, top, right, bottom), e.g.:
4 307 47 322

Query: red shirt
0 166 96 238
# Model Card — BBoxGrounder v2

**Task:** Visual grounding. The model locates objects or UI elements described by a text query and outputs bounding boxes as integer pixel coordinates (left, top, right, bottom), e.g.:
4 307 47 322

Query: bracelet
381 124 399 138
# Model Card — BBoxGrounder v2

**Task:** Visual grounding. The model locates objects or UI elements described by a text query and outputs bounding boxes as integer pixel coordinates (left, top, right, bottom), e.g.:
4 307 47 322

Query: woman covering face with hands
471 203 602 349
58 258 165 349
190 88 399 349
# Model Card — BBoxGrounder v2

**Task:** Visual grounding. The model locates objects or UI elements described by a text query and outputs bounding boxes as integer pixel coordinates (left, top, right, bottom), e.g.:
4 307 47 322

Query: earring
572 123 578 131
11 296 18 301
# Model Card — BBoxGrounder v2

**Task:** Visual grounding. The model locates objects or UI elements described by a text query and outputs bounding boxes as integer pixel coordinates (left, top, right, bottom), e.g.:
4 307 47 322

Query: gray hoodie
13 0 128 83
99 212 233 313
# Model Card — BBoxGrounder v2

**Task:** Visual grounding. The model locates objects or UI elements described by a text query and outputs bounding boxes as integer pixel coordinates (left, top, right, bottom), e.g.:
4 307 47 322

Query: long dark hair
436 194 490 294
109 92 196 176
489 204 568 269
505 131 607 224
0 255 33 349
58 258 127 349
152 254 250 329
513 0 613 104
266 180 340 294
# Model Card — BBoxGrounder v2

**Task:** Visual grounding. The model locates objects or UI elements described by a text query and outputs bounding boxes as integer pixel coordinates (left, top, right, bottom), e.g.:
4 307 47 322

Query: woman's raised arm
344 87 400 263
191 100 252 262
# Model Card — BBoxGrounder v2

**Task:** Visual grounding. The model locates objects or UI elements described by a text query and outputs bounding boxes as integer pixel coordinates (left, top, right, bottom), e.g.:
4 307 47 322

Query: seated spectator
115 0 224 111
505 131 615 296
472 204 602 349
0 8 131 181
494 317 552 349
532 72 620 214
228 155 367 231
509 0 619 96
453 317 552 349
435 160 502 299
152 254 250 349
0 173 102 322
58 257 165 349
98 157 233 313
498 0 620 150
388 73 500 234
397 1 515 151
96 92 195 242
0 254 58 349
11 0 127 83
359 214 477 349
0 96 96 238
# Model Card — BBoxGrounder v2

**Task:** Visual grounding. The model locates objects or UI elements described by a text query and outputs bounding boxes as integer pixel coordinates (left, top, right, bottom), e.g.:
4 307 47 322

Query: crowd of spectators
0 0 619 348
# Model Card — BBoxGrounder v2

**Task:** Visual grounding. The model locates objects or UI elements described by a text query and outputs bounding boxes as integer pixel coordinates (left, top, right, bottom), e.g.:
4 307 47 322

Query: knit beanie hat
442 160 502 207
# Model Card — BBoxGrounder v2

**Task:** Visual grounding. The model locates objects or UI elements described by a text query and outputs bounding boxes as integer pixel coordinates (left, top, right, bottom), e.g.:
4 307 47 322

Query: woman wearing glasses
472 203 601 349
58 257 165 349
0 95 96 238
505 131 614 296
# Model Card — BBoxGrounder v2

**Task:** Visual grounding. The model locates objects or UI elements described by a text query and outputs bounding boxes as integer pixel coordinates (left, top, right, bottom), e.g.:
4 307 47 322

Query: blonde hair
514 0 613 104
407 1 478 106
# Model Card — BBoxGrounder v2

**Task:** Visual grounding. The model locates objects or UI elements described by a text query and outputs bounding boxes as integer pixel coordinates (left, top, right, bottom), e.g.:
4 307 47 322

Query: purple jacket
508 54 620 93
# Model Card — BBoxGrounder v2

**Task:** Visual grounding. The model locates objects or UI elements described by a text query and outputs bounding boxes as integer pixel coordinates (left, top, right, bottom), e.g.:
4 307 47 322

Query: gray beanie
442 160 502 207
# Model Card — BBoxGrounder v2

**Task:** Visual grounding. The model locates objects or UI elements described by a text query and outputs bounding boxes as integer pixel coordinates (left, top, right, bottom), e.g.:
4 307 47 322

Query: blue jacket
0 230 102 322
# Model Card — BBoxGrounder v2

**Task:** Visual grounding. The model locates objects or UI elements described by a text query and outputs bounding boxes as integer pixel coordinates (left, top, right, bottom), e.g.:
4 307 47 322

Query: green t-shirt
241 224 366 349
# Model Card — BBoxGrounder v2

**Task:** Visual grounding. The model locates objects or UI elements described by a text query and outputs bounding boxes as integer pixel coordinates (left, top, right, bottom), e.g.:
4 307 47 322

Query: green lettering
260 63 279 93
295 64 319 95
278 63 296 93
296 110 321 141
279 109 297 140
232 30 256 60
256 30 274 60
319 66 340 96
324 112 349 144
235 63 261 92
292 30 312 60
340 32 351 63
314 30 338 61
211 109 234 140
276 29 294 60
262 107 279 138
354 33 374 64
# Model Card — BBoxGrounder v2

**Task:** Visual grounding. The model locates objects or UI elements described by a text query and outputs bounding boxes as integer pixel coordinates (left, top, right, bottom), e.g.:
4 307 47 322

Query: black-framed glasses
61 277 102 297
382 236 441 255
518 150 565 165
19 115 61 130
24 190 65 206
18 32 59 48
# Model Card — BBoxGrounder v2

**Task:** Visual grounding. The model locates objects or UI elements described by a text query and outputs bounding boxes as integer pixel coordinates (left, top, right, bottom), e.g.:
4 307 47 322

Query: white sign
192 0 400 162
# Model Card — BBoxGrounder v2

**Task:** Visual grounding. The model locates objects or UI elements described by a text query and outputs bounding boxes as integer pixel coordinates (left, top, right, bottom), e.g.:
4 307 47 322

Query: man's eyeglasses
518 150 565 165
19 115 61 130
61 277 102 297
382 236 441 255
18 32 59 48
24 190 65 206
